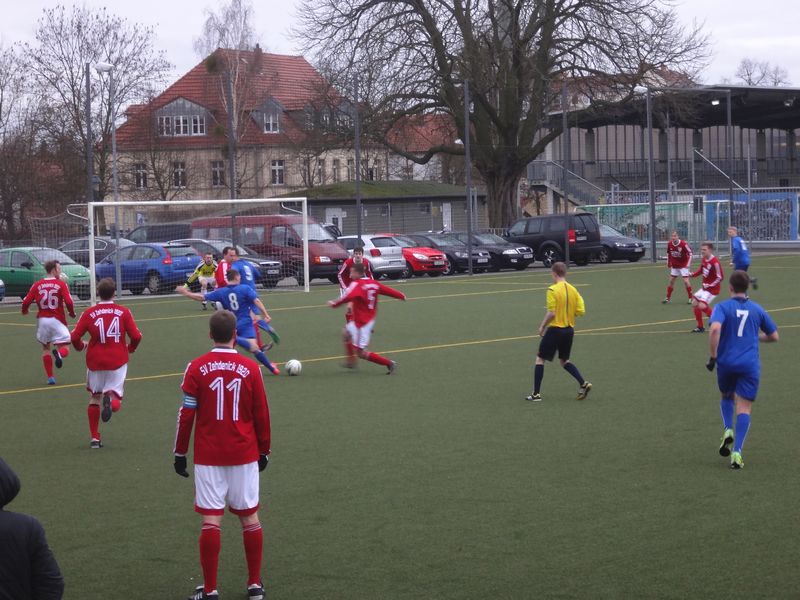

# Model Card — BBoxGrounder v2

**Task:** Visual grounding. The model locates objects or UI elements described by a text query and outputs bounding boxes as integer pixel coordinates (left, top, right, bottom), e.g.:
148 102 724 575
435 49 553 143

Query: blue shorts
717 367 759 401
237 322 256 340
734 264 749 272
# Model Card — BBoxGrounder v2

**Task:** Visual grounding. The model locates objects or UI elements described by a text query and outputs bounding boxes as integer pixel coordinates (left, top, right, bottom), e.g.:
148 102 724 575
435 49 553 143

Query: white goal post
87 198 310 305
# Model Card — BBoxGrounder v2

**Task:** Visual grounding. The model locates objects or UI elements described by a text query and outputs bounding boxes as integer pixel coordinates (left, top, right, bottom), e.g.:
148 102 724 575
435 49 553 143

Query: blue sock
734 413 751 453
563 362 585 385
533 364 544 394
720 398 734 430
254 351 275 372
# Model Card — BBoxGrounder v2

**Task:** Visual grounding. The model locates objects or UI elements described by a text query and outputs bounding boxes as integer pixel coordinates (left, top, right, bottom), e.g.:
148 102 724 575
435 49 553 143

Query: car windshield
31 249 77 265
291 223 336 242
392 236 418 248
427 234 464 246
600 224 624 237
473 233 506 244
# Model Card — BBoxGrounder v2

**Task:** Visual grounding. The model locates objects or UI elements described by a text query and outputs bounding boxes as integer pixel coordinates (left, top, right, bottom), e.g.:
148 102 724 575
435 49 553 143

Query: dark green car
0 247 92 300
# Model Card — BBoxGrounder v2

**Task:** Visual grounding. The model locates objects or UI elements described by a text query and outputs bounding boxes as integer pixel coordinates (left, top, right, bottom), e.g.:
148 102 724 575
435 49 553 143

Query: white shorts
194 462 260 516
86 365 128 398
670 268 691 278
36 317 70 345
346 319 375 349
694 289 717 305
198 276 215 288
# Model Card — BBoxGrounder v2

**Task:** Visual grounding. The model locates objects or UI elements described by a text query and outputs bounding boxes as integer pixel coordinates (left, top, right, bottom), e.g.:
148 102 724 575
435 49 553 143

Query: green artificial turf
0 256 798 599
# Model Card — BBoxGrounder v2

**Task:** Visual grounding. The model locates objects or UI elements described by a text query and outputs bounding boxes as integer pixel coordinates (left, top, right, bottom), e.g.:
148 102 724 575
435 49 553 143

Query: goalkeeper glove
258 454 269 472
174 455 189 478
706 357 716 372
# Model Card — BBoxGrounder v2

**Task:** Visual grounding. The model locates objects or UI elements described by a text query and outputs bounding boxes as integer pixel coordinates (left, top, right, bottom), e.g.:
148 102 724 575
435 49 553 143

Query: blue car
95 243 200 295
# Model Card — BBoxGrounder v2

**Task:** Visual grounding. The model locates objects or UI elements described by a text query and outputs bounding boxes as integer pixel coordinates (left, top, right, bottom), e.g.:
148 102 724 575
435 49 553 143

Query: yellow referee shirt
546 281 585 328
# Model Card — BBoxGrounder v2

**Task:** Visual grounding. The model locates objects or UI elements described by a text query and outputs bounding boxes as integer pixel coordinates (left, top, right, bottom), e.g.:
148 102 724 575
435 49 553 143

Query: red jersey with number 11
331 277 405 326
21 278 74 325
70 301 142 370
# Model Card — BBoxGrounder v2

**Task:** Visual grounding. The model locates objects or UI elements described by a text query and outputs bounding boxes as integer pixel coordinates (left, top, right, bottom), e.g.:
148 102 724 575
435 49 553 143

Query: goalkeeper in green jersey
185 253 218 310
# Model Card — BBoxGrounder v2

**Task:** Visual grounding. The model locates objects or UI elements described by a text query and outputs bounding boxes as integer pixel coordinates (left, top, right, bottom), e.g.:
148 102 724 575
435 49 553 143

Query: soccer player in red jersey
329 261 405 373
21 260 76 385
337 246 374 366
70 278 142 448
663 231 694 304
173 310 271 600
690 242 724 333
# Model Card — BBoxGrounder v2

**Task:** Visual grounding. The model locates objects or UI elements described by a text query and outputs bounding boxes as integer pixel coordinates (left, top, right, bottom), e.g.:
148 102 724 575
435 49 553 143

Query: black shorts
537 326 574 362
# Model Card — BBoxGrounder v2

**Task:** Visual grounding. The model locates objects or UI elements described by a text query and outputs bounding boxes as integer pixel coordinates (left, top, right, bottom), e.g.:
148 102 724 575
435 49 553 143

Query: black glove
258 454 269 472
174 455 189 478
706 357 716 372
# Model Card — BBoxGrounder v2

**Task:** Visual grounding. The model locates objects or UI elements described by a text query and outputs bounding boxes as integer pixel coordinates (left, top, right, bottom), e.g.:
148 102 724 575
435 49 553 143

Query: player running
663 231 693 304
230 252 280 346
689 242 723 333
174 310 271 600
727 226 757 289
329 262 404 373
70 278 142 449
526 262 592 402
176 270 280 375
706 271 778 469
21 260 76 385
337 246 374 364
185 253 218 310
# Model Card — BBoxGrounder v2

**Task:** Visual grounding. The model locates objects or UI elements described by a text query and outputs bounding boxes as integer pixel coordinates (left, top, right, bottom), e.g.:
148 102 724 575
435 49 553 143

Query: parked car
127 222 191 244
405 233 491 275
597 225 646 263
504 212 603 267
168 239 283 288
191 214 349 285
58 236 134 267
453 232 534 271
0 247 92 300
337 234 407 279
375 233 447 278
95 243 200 295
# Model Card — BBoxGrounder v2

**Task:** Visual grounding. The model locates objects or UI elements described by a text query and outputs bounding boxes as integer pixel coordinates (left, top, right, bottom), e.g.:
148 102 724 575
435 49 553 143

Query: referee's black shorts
537 326 574 362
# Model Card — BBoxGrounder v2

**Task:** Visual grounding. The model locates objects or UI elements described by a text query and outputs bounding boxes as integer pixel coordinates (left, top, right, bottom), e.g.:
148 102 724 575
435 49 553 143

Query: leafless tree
194 0 259 57
734 58 790 87
296 0 709 226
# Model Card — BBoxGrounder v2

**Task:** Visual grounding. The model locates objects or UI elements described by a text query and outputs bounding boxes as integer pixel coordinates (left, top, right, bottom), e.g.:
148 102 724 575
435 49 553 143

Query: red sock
693 307 705 328
703 306 712 317
199 523 221 593
364 352 392 367
686 287 694 299
87 404 100 440
57 346 70 358
666 287 673 300
42 354 54 378
242 522 263 586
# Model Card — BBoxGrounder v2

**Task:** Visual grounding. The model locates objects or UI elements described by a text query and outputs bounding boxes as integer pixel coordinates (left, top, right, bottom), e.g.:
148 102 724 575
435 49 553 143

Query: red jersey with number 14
21 278 74 325
175 348 271 466
331 277 405 326
692 255 723 295
70 301 142 370
666 239 692 269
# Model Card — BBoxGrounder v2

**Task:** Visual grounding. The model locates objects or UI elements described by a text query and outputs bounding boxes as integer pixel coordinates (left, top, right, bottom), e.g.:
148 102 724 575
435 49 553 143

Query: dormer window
156 99 210 137
264 111 280 133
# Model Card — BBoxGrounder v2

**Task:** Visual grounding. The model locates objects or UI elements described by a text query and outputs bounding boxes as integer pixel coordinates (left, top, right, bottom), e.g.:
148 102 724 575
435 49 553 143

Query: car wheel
597 247 613 263
427 271 442 277
400 261 414 279
146 272 162 295
513 264 529 271
264 278 279 288
328 276 339 284
441 259 455 276
628 256 642 262
539 247 563 268
386 272 403 280
574 256 590 266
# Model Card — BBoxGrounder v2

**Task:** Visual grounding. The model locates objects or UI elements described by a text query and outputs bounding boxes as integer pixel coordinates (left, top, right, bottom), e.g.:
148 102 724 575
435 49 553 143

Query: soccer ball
285 359 302 376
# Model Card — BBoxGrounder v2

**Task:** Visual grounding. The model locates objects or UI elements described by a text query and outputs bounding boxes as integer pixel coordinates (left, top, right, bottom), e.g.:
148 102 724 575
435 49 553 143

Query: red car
377 233 447 277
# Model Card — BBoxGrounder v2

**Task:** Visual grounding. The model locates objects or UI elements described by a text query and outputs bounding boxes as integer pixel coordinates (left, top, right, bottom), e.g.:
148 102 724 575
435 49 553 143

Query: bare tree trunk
484 173 519 228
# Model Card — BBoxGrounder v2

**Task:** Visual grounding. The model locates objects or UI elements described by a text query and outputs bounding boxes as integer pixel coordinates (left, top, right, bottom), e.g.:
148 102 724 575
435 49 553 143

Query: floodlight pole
354 75 363 242
645 88 657 262
106 68 122 289
225 71 238 247
726 89 734 243
561 82 571 265
463 80 474 275
84 63 95 206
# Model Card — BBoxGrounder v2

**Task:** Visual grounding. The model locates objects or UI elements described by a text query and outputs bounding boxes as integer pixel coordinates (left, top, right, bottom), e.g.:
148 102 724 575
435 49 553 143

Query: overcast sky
2 0 799 86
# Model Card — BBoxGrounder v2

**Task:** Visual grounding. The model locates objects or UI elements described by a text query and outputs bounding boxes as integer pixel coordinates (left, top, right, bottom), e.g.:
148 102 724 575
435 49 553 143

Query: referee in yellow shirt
526 262 592 402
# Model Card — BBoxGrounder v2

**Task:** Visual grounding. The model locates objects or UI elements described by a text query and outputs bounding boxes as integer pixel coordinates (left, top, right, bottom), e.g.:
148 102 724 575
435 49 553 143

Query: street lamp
461 81 474 275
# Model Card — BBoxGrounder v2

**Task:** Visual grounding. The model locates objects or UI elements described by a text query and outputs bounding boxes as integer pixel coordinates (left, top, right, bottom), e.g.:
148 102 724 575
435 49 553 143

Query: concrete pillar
692 130 703 154
787 130 796 161
584 129 596 163
658 129 668 162
756 130 767 162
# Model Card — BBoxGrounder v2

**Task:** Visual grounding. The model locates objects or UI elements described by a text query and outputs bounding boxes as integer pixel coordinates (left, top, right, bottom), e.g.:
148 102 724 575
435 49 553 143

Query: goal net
86 198 326 304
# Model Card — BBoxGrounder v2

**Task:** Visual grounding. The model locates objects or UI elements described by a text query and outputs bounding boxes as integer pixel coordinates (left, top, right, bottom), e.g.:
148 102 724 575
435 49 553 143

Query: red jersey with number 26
70 301 142 370
692 255 723 295
175 348 271 466
331 278 406 326
666 239 692 269
21 278 74 325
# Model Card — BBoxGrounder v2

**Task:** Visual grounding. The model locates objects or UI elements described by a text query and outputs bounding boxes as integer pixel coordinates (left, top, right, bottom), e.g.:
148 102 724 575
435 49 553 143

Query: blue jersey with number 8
204 284 259 332
710 297 776 373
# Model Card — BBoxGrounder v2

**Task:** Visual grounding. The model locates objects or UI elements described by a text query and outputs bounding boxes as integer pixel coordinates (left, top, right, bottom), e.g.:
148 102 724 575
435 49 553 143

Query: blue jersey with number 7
710 297 777 373
204 284 259 330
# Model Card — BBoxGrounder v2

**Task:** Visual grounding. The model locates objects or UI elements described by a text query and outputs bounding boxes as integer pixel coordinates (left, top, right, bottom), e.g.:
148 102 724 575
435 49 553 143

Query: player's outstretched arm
175 285 205 301
253 298 271 322
376 281 406 300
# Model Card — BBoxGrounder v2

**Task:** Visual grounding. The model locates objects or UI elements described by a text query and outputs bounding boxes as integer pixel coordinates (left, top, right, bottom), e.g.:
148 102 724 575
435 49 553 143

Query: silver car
337 234 407 279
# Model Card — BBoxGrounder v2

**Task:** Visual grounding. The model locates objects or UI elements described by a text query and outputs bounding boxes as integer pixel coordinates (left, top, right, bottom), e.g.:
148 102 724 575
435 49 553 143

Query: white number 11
735 309 750 337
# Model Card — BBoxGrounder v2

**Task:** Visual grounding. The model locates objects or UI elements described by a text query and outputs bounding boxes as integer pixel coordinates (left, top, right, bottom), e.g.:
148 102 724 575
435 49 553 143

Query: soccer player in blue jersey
177 270 280 375
727 226 757 289
706 270 778 469
229 251 280 346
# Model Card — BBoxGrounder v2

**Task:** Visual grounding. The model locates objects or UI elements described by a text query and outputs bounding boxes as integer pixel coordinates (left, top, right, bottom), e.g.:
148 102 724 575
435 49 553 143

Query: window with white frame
173 161 187 188
192 115 206 135
174 116 190 136
316 159 325 183
157 116 172 136
332 159 340 182
133 163 147 189
346 158 354 181
211 161 226 187
264 111 280 133
321 112 331 129
271 160 285 185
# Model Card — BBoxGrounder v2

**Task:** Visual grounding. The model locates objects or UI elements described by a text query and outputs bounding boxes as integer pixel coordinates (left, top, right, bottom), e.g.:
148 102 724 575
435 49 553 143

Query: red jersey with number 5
175 348 271 466
70 301 142 370
692 255 724 295
21 278 74 325
331 277 405 326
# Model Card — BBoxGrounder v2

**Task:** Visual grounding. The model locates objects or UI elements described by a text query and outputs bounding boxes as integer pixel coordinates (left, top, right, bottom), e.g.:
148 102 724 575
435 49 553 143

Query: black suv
504 213 602 267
